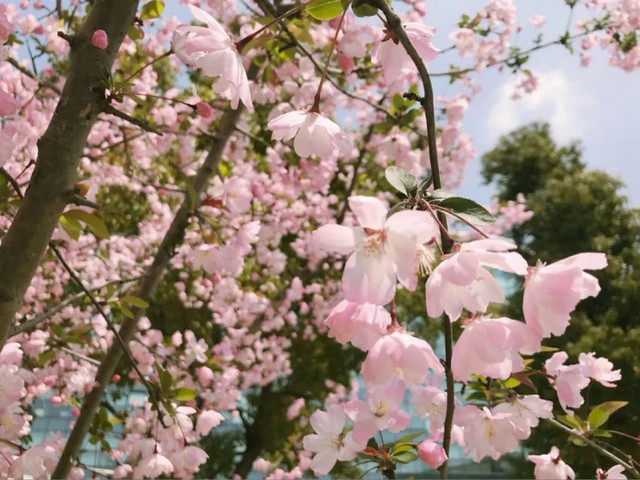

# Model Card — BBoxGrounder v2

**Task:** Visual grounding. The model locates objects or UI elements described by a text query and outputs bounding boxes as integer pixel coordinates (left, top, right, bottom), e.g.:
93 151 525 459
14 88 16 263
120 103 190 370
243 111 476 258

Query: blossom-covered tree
0 0 638 479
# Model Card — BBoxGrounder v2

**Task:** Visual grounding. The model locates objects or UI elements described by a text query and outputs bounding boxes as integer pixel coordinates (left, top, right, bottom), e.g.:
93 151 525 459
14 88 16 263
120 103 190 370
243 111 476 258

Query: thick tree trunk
0 0 141 350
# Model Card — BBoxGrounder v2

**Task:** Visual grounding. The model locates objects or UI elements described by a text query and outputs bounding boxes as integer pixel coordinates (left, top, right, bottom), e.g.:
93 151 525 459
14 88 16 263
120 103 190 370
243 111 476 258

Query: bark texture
0 0 142 349
51 66 256 477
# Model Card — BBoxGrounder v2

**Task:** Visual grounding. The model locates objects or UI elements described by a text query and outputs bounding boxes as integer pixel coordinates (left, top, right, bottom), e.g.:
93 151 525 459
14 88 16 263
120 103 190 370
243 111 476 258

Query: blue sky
424 1 639 207
162 0 638 206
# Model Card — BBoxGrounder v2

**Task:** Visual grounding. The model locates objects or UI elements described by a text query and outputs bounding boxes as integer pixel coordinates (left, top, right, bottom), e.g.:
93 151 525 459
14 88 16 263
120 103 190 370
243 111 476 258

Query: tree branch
10 276 142 336
102 104 164 135
0 0 143 352
371 2 455 478
547 418 640 478
51 63 260 479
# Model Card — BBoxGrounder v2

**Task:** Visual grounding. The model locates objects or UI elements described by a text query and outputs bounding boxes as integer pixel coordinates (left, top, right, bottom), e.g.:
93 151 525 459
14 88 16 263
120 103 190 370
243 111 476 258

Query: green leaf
305 0 344 20
155 363 173 393
430 189 455 200
120 295 150 309
595 401 628 416
352 0 378 17
569 436 587 447
393 451 418 464
385 166 416 197
419 172 432 192
502 377 521 389
118 303 134 318
434 196 496 226
588 407 610 430
127 24 144 41
393 432 423 445
140 0 164 20
559 414 585 431
391 444 414 455
63 209 110 239
59 214 82 240
174 387 197 401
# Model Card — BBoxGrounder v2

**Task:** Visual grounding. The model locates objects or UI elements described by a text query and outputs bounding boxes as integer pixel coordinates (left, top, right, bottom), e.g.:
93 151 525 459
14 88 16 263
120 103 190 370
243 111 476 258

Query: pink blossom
69 467 85 480
313 196 438 305
195 101 214 118
449 28 477 57
426 238 528 320
579 352 621 387
0 4 13 43
302 404 366 475
597 465 627 479
455 406 520 461
361 331 443 385
528 14 547 27
267 110 351 158
135 453 174 478
196 410 224 435
286 398 305 420
417 440 447 468
452 317 540 382
0 127 17 167
545 352 590 411
410 385 447 431
325 300 391 351
372 22 439 84
528 446 575 479
0 89 18 117
493 395 553 439
524 253 607 337
91 29 108 49
345 380 410 443
172 5 253 111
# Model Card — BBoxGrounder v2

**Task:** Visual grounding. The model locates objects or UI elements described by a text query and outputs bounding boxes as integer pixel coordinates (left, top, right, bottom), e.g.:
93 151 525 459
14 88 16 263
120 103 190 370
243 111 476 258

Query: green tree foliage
482 123 640 477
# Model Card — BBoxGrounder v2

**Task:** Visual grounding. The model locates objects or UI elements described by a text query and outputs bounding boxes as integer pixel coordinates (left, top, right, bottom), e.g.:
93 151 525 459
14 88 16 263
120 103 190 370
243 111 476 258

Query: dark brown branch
371 2 455 478
102 105 164 135
10 276 142 336
51 64 260 479
0 0 143 351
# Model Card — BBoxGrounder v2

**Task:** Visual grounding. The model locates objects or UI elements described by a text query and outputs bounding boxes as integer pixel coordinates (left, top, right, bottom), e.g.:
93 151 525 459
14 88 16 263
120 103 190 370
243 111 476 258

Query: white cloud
486 70 595 144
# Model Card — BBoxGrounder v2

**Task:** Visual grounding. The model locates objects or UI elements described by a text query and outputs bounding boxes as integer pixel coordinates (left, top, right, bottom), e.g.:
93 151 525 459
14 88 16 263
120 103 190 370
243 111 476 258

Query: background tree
482 122 640 477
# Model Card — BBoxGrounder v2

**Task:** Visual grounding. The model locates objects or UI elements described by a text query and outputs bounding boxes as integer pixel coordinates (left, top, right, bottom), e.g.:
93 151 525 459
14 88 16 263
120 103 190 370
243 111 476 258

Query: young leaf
594 401 628 416
393 432 423 445
173 387 197 401
352 0 377 17
385 166 416 197
393 451 418 464
434 196 496 226
59 214 82 240
305 0 344 20
140 0 165 20
63 209 110 239
419 171 433 192
120 295 150 309
588 407 610 430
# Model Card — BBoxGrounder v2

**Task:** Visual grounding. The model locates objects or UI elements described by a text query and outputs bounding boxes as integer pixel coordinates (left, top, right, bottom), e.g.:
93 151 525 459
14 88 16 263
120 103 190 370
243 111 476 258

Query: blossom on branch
528 446 575 479
523 253 607 337
267 110 351 158
302 404 365 476
172 5 253 111
425 238 528 320
372 22 440 84
313 196 438 305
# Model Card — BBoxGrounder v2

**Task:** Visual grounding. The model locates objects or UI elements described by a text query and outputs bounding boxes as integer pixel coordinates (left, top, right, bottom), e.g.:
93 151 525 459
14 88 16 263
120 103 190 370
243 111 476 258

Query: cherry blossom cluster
0 0 638 478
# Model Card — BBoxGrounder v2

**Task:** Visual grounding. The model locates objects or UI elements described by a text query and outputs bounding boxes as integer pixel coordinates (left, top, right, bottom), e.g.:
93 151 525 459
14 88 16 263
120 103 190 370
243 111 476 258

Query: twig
102 105 163 135
546 418 640 478
336 121 377 224
371 2 455 478
10 276 143 336
59 346 101 366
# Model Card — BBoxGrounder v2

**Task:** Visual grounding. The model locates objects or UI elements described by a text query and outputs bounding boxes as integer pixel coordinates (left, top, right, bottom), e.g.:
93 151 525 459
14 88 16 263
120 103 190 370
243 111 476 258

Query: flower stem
311 10 347 113
122 49 173 84
371 1 455 477
235 2 307 52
